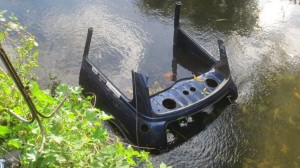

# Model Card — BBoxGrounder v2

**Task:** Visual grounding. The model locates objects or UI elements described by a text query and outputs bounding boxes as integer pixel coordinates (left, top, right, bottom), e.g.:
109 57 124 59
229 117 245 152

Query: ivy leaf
49 135 64 144
13 106 23 115
40 155 56 167
70 86 82 94
99 111 113 121
7 21 19 30
54 154 67 163
0 105 4 111
92 126 107 141
26 153 37 162
86 110 97 121
101 145 117 155
160 162 172 168
9 12 18 21
0 125 11 136
126 156 136 165
7 139 21 149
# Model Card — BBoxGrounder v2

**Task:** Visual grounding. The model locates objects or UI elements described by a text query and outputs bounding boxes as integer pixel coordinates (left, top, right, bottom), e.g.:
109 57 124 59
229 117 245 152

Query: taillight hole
183 90 189 95
190 87 196 92
205 79 218 88
162 98 177 109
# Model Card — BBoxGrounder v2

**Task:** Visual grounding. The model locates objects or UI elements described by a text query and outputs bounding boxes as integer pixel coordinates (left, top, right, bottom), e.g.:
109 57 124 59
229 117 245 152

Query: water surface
0 0 300 167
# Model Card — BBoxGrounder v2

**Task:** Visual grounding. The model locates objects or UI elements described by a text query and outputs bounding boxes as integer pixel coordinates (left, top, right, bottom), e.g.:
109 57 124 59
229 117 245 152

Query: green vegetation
0 78 151 167
0 10 168 167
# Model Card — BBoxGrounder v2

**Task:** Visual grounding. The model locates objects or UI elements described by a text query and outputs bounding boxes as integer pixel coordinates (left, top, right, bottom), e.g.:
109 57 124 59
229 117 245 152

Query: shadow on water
172 46 212 79
149 45 214 94
162 98 234 154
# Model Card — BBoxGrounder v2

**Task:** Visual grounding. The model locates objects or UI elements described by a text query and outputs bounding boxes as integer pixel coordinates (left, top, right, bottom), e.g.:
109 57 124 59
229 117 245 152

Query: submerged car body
79 3 238 149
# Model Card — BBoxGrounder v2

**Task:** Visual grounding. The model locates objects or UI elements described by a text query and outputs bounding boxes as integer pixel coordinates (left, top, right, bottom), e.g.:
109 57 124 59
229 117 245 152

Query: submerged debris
193 75 203 82
273 108 280 119
294 92 300 101
163 72 174 80
280 144 289 154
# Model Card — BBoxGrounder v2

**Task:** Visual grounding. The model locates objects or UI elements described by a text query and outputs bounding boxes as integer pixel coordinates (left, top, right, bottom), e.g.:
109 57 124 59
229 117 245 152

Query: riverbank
0 12 156 167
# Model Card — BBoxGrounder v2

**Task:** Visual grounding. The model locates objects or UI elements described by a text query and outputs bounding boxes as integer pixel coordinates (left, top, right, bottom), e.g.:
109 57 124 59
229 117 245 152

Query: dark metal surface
79 3 238 149
150 71 224 114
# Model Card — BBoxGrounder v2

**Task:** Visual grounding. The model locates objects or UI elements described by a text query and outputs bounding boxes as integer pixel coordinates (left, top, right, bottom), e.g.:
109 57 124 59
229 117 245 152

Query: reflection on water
137 0 259 36
1 0 300 167
87 5 149 99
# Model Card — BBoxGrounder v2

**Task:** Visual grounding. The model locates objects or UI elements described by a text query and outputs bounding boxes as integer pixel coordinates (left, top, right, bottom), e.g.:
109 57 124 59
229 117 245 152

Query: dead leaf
216 19 228 22
294 92 300 101
163 72 173 80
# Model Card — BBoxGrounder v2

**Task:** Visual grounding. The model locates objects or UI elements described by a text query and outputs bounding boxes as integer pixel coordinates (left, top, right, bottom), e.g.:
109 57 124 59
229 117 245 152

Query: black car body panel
79 3 238 148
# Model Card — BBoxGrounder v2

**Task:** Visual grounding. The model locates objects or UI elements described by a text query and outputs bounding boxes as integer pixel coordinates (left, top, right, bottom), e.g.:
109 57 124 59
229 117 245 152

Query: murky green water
239 69 300 168
0 0 300 167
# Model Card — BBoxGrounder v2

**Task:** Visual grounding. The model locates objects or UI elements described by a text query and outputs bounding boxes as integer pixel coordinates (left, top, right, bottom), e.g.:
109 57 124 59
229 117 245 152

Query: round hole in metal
205 78 218 88
141 124 149 133
190 87 196 92
183 90 189 95
162 99 177 109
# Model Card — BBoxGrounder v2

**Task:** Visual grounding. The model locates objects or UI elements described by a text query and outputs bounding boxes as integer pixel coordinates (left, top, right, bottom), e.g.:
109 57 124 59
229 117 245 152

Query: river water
1 0 300 167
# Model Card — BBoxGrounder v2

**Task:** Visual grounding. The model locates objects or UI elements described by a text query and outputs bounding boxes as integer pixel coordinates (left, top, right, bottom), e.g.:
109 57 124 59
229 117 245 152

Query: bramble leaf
0 125 11 136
